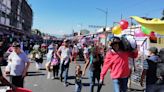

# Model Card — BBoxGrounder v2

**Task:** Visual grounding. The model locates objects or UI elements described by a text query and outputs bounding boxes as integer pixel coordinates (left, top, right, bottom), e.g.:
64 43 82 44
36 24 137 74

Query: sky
28 0 164 36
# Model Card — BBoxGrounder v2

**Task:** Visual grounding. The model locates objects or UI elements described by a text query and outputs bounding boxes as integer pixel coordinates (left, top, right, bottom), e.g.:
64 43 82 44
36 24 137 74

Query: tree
80 29 90 35
32 29 42 36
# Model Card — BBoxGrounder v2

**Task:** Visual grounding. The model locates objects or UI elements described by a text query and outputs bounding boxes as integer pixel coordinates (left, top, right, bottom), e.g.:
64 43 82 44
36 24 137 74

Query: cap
12 42 20 47
110 36 121 44
148 47 158 54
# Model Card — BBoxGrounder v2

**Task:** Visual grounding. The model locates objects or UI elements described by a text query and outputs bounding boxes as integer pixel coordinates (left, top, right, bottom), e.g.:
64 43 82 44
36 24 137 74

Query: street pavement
1 59 145 92
24 60 114 92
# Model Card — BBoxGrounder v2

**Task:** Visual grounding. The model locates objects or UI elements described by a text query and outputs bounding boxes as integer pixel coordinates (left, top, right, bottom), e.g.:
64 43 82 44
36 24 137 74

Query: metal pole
96 8 108 49
105 9 108 49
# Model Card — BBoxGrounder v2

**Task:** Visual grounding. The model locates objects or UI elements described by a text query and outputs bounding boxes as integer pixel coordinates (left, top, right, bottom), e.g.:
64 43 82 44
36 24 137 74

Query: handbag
51 58 59 66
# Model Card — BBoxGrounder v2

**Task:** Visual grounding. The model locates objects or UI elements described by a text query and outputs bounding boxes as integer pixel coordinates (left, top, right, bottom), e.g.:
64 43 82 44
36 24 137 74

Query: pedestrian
0 50 15 91
57 39 72 87
83 44 102 92
75 65 82 92
5 41 30 88
46 43 55 79
83 44 89 64
51 45 60 79
31 43 43 70
154 48 164 92
99 37 138 92
72 43 79 64
140 47 159 92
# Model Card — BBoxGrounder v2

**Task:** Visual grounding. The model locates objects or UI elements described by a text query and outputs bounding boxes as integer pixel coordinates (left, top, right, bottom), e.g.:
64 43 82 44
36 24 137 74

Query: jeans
75 82 82 92
89 70 100 92
60 62 69 83
112 78 128 92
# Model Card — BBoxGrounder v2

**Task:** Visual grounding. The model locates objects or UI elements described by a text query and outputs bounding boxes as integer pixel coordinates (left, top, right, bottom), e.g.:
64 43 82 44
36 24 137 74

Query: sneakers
51 77 55 80
47 72 51 79
63 82 69 87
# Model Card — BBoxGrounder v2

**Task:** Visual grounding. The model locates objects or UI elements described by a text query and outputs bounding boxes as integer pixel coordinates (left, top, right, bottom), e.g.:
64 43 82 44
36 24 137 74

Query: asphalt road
24 60 114 92
1 59 144 92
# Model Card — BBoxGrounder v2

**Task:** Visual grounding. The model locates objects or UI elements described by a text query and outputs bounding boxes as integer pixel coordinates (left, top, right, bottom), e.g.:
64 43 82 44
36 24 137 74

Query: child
75 65 82 92
51 51 59 79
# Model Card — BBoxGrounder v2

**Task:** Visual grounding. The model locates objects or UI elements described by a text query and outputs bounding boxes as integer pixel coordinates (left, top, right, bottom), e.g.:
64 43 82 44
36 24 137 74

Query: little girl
75 65 82 92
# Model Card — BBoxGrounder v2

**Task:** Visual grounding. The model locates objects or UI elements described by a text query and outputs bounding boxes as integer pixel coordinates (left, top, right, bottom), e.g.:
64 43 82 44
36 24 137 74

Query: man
6 42 30 87
100 37 138 92
140 47 159 92
57 39 72 87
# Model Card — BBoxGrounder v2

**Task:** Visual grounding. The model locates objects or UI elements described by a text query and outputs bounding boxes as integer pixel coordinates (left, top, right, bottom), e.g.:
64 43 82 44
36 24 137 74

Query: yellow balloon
112 25 122 35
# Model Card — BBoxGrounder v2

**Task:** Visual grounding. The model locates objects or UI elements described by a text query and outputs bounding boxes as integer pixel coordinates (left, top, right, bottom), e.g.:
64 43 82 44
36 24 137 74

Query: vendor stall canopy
131 16 164 35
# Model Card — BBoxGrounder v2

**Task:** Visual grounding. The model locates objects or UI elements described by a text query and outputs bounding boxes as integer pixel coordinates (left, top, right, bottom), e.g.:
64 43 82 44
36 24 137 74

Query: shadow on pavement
39 68 46 70
27 73 45 76
128 88 145 92
82 77 88 79
27 71 45 76
27 71 41 73
67 76 75 80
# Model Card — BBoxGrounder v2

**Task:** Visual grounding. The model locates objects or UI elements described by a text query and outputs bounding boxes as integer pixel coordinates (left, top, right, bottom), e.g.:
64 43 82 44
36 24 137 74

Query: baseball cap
148 47 158 54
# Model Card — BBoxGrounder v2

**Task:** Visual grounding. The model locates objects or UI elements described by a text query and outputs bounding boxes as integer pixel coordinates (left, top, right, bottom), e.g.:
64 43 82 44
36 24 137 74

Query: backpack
121 34 137 51
156 48 164 85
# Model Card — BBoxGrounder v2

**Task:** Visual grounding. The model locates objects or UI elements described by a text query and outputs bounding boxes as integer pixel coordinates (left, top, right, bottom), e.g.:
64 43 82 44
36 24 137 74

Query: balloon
112 25 122 35
150 32 155 37
119 20 129 30
141 26 151 35
134 28 146 37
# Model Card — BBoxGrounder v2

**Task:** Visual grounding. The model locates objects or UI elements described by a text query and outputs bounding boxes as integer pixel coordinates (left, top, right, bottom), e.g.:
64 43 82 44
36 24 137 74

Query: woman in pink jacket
99 36 138 92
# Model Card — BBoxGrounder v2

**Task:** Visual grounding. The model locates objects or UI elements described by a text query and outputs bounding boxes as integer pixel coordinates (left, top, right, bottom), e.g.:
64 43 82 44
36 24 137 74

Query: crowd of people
0 35 164 92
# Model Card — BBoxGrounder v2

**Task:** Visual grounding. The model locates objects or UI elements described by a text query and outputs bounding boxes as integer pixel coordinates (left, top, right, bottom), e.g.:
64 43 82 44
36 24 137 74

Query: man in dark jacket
140 47 159 92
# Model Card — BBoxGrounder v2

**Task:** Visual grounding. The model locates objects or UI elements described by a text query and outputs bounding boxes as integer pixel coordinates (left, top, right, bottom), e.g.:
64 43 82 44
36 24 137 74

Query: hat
148 47 158 54
12 42 20 47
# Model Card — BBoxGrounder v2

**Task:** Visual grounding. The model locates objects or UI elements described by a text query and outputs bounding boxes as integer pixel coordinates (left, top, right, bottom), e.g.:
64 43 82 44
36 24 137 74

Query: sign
88 25 104 28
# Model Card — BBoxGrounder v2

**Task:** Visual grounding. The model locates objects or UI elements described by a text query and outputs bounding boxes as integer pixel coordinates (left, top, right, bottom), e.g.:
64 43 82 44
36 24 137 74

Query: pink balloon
119 20 129 30
134 29 146 37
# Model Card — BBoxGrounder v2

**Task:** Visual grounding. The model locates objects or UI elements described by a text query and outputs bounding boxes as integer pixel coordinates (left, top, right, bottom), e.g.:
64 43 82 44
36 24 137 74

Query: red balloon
149 32 155 37
119 20 129 30
149 32 157 41
150 36 157 41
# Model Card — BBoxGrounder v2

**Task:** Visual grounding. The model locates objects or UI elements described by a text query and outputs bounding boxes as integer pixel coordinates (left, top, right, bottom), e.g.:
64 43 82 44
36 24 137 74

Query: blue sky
28 0 164 35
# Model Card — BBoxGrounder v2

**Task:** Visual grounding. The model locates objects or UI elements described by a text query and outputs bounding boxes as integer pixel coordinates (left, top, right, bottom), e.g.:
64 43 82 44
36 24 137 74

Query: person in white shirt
5 42 30 88
72 43 79 64
83 44 89 64
57 39 72 87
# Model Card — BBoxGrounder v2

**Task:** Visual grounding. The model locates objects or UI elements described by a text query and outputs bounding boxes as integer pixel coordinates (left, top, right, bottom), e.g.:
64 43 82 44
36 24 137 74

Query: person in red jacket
99 36 138 92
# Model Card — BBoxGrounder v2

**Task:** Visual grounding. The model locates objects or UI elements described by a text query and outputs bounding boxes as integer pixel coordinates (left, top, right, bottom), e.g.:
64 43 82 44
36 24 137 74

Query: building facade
0 0 33 41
